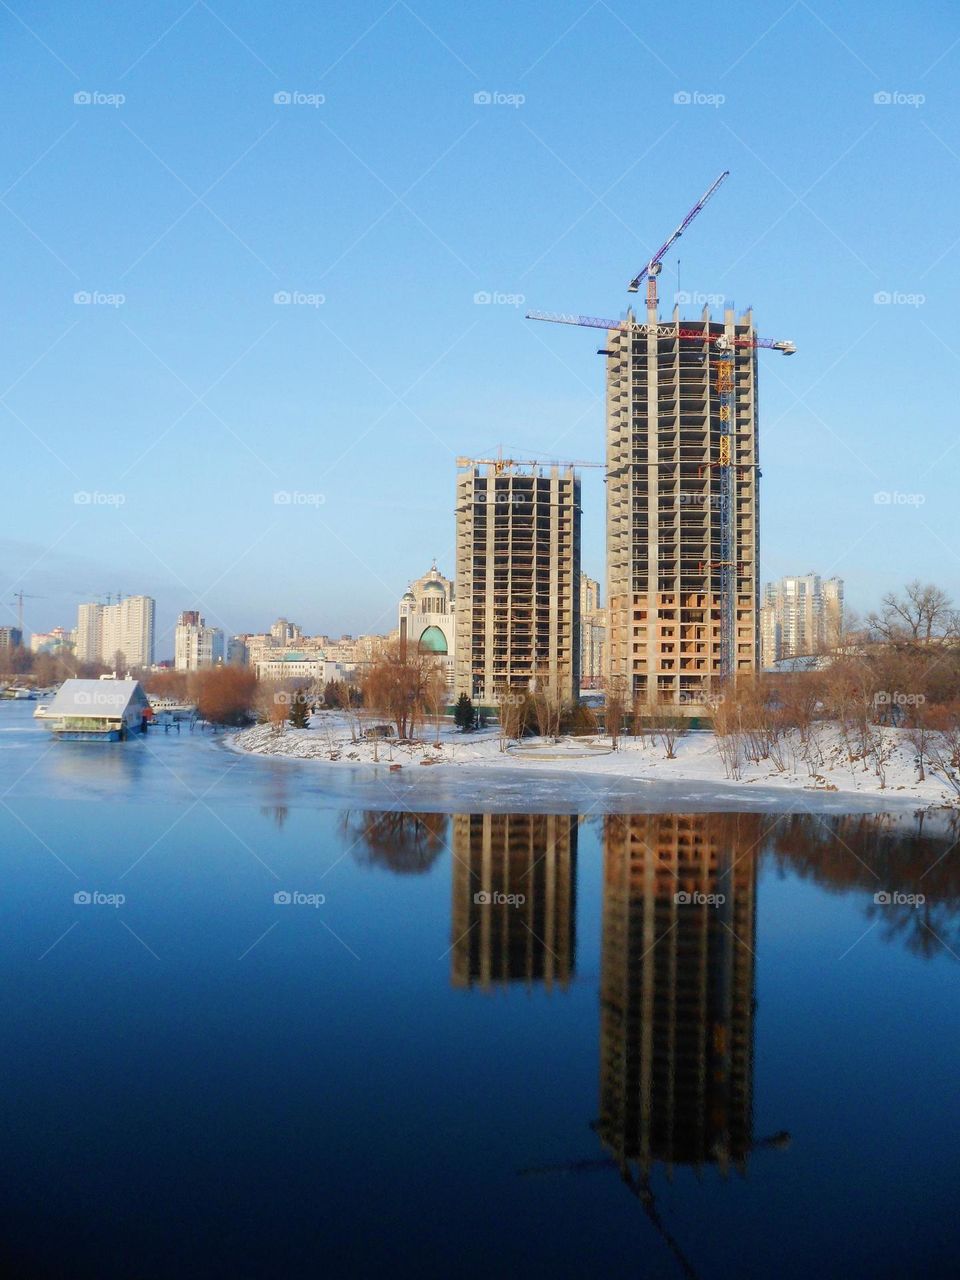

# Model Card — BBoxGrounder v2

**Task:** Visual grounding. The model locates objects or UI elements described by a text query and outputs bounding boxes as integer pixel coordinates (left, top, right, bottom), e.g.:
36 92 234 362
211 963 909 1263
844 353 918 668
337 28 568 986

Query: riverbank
227 713 960 813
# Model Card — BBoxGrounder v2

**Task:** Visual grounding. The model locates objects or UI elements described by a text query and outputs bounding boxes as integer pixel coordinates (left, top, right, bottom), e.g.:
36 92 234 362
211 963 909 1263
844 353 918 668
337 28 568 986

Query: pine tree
454 692 474 732
289 687 311 729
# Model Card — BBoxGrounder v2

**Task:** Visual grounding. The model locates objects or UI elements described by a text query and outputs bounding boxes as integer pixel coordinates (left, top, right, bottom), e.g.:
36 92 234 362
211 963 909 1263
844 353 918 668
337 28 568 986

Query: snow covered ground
226 713 960 813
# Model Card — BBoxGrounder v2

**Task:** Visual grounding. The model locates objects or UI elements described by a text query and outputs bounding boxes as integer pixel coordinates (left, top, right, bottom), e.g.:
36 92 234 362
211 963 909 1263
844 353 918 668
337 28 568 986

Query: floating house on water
45 679 151 742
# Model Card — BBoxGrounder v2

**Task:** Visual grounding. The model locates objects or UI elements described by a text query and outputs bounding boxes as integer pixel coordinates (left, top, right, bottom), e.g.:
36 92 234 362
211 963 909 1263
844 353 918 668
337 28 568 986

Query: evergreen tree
289 687 311 729
454 692 474 732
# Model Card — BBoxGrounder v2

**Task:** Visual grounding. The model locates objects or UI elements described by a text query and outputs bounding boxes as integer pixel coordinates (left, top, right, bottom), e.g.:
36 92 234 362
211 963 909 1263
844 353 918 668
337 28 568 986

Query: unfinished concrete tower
606 304 760 712
455 461 581 706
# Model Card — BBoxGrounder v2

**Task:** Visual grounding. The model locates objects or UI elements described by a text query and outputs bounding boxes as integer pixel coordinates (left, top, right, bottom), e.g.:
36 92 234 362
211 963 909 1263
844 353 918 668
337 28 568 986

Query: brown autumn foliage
193 667 258 726
361 644 444 740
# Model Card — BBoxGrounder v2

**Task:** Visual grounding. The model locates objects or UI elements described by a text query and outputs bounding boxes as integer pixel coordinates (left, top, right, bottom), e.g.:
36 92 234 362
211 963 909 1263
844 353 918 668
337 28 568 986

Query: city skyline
3 2 959 642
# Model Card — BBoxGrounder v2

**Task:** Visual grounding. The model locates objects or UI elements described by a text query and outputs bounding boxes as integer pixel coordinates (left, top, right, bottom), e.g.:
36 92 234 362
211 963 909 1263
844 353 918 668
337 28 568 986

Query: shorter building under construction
455 460 581 706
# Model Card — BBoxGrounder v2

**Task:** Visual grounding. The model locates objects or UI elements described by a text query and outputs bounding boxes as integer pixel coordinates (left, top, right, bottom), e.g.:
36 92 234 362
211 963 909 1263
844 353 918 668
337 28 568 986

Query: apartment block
606 306 760 710
455 462 581 705
579 571 607 687
75 596 155 669
760 574 844 667
174 611 225 671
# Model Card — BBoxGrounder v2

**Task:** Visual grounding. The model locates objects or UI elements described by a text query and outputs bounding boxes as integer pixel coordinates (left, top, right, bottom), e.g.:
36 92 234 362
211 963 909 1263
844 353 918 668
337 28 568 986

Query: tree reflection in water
342 810 448 875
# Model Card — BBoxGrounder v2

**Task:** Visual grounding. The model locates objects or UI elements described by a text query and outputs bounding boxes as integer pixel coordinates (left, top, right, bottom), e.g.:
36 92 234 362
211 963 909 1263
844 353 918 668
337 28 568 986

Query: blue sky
3 0 959 655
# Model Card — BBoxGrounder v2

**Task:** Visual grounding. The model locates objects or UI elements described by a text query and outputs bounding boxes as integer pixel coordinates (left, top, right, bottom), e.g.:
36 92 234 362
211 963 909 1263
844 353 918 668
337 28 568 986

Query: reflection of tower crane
520 1128 791 1280
627 170 730 309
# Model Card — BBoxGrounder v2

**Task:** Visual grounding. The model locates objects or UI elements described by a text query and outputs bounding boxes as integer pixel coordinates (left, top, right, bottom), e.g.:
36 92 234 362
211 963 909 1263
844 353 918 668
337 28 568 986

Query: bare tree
867 581 959 647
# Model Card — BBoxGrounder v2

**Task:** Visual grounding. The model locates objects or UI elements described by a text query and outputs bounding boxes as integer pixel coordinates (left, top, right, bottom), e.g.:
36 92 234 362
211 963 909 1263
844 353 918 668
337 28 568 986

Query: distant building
399 562 456 688
270 618 303 644
455 461 581 705
30 627 75 657
0 626 23 659
255 652 342 683
227 637 249 666
174 612 225 671
760 574 844 668
579 572 607 688
75 596 155 670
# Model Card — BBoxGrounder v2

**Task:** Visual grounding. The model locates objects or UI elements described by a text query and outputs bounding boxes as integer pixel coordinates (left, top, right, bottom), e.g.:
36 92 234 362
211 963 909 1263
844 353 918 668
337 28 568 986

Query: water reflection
598 814 763 1178
450 813 578 990
343 811 449 875
770 813 960 960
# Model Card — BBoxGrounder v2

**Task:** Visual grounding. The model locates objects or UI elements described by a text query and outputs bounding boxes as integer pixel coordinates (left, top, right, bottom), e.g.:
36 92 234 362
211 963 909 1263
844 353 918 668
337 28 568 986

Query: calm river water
1 703 958 1279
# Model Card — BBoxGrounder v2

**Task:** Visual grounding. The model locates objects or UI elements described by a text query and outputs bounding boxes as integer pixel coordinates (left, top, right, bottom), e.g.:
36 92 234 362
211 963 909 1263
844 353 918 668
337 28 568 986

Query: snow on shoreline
226 713 960 812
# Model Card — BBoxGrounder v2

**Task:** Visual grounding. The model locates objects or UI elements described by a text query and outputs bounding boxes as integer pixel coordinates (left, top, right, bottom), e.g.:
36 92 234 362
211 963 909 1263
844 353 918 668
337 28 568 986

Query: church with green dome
398 562 456 688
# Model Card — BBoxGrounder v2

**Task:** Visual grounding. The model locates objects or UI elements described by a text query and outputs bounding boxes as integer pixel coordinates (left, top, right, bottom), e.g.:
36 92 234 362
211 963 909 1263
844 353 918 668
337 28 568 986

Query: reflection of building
761 574 844 667
455 462 581 705
579 572 607 688
598 814 757 1175
174 611 224 671
399 562 456 688
451 813 578 990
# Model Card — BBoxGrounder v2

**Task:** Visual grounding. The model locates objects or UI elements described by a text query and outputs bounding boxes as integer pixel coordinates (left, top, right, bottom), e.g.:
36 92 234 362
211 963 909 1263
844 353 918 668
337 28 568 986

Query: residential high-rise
606 306 760 711
455 462 581 705
579 571 607 688
0 627 23 659
75 597 155 669
174 611 225 671
760 574 844 667
450 813 577 990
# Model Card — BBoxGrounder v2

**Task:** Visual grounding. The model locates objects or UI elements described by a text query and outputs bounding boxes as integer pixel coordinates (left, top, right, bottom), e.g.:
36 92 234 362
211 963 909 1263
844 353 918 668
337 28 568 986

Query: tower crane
628 170 729 309
8 590 43 634
526 230 796 684
456 453 605 474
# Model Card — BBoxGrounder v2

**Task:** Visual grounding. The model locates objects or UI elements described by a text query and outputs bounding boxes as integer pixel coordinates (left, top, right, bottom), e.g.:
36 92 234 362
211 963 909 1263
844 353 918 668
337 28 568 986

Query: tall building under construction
455 461 581 705
605 305 761 710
